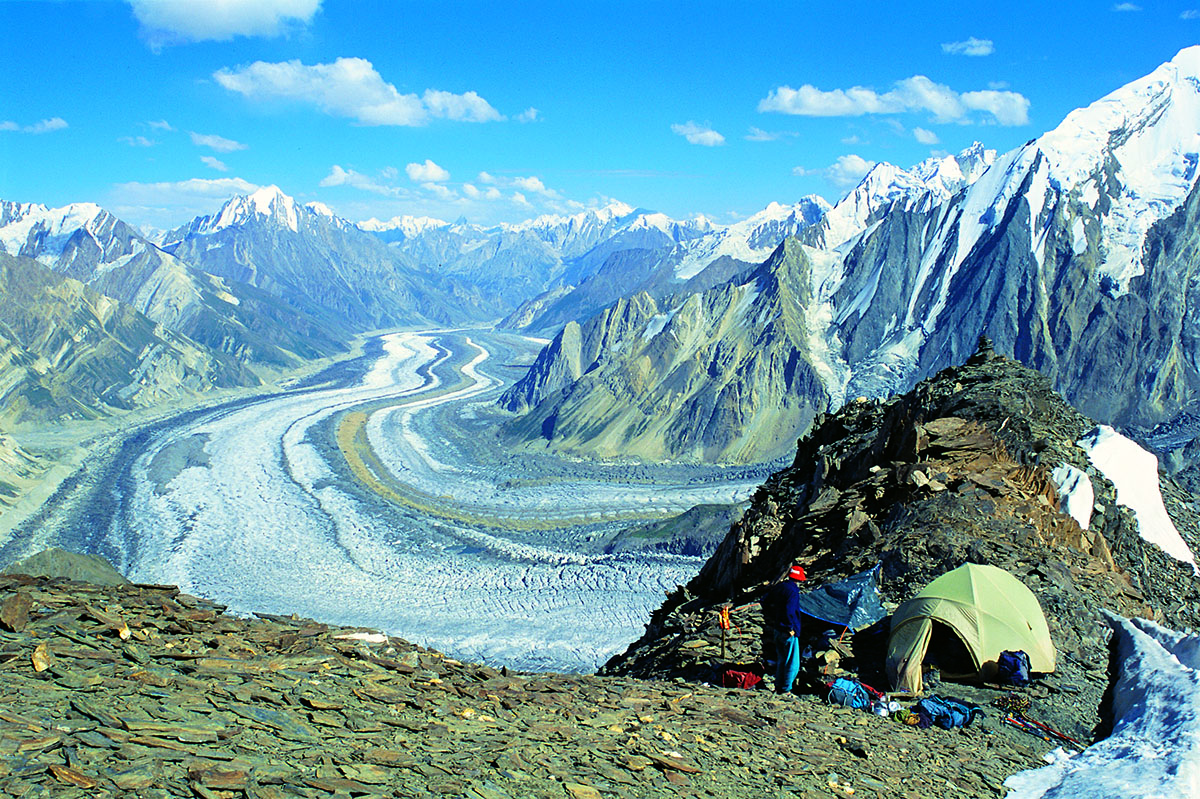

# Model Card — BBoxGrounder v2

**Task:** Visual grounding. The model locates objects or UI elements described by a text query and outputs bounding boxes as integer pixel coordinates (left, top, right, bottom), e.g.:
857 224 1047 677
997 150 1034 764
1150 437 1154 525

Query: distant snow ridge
0 200 108 263
812 142 998 252
1035 45 1200 288
672 197 830 280
358 215 450 238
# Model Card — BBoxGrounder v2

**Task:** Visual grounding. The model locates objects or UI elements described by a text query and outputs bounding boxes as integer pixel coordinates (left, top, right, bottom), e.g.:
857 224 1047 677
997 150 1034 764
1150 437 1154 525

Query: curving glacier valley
14 330 766 672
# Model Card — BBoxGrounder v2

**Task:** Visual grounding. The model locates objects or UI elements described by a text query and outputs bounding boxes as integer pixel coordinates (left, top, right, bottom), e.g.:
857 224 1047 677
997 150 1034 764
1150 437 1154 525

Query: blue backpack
827 677 871 710
996 650 1031 686
915 695 981 729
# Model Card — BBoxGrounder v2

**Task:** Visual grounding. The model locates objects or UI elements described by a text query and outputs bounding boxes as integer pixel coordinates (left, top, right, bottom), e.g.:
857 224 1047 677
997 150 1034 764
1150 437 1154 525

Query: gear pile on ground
602 342 1200 754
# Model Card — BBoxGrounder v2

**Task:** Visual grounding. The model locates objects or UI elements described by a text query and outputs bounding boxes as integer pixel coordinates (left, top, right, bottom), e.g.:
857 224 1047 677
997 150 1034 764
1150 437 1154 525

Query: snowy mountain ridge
500 46 1200 471
809 142 998 253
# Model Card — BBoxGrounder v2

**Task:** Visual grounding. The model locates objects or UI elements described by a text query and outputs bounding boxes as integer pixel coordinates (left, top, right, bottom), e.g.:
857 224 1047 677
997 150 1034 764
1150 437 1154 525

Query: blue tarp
795 564 885 631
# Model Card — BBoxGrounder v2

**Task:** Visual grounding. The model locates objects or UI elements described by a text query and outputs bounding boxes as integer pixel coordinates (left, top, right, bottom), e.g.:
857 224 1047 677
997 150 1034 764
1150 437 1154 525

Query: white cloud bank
214 58 502 126
671 121 725 146
941 37 995 56
107 176 260 228
129 0 321 49
759 75 1029 126
913 127 940 145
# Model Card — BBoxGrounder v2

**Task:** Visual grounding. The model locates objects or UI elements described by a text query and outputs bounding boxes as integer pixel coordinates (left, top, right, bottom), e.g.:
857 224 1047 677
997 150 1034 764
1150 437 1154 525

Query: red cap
788 565 807 581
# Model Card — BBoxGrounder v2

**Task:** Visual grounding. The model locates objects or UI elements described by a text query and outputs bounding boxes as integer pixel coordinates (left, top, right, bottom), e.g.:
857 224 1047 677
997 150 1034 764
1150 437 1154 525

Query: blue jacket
767 579 804 635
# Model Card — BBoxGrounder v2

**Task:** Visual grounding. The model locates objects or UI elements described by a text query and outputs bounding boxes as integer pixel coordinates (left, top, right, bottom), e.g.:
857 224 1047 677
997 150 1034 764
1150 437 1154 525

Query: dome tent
886 564 1055 693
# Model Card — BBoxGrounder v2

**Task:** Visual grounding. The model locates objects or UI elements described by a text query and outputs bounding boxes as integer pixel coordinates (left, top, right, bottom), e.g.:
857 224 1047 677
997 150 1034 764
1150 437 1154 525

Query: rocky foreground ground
0 568 1071 799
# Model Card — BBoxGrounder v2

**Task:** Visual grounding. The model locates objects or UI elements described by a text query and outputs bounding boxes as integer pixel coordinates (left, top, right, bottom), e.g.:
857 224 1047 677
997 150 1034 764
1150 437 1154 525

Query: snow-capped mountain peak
198 185 302 235
813 143 997 252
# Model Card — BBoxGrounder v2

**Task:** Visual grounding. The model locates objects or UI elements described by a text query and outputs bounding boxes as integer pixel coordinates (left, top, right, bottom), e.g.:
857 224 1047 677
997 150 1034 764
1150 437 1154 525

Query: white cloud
422 89 504 123
1 117 68 134
913 127 940 145
461 183 503 201
671 121 725 146
405 159 450 182
319 165 397 195
200 155 228 171
961 89 1031 126
794 153 877 187
120 135 156 147
511 192 530 206
214 58 502 126
512 176 558 197
1112 2 1141 9
147 119 174 131
941 37 994 56
129 0 321 49
422 182 456 201
827 154 877 186
477 171 496 184
516 107 541 123
745 126 796 142
1182 8 1200 18
759 75 1029 126
190 131 248 152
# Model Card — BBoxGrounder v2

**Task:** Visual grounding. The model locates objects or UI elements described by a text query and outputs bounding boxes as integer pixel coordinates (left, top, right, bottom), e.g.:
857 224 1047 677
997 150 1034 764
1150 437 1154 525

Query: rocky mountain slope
0 557 1087 798
500 239 833 463
602 345 1200 751
498 198 830 336
0 199 350 370
500 48 1200 469
161 187 495 331
0 251 257 426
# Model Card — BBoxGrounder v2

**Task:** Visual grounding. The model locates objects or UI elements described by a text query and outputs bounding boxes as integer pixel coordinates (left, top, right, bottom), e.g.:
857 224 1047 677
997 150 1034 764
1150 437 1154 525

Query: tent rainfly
886 563 1056 693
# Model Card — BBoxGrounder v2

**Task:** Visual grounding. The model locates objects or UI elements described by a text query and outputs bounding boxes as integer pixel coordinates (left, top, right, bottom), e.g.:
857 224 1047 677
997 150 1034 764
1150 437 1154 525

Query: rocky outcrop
2 547 128 585
601 347 1200 747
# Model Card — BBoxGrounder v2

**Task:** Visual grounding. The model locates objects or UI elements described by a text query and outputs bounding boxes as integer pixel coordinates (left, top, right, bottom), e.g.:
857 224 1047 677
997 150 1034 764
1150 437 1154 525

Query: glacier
94 329 758 672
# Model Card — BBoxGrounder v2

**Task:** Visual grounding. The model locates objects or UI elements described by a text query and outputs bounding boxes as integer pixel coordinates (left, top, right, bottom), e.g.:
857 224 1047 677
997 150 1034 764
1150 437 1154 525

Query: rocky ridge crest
602 345 1200 748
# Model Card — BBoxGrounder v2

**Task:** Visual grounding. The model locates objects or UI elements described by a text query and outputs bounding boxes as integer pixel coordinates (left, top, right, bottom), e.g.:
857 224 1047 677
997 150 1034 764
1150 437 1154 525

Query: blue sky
1 1 1197 229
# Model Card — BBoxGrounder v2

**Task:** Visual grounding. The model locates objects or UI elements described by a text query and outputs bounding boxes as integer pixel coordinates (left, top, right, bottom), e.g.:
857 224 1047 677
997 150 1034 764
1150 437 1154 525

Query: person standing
764 564 807 693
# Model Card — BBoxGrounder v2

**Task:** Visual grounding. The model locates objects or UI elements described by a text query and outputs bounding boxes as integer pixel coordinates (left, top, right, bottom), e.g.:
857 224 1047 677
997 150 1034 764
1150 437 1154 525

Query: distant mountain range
0 172 846 425
2 47 1198 491
500 46 1200 474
